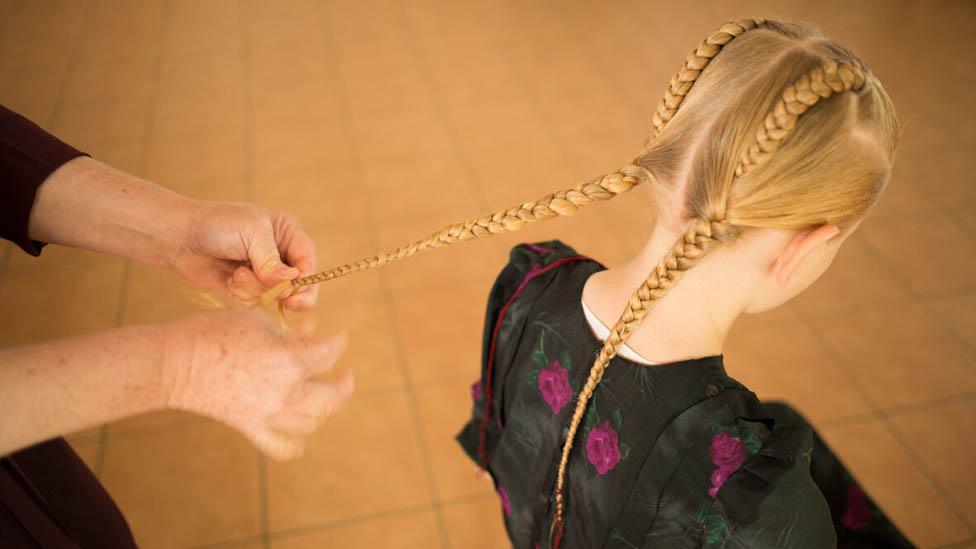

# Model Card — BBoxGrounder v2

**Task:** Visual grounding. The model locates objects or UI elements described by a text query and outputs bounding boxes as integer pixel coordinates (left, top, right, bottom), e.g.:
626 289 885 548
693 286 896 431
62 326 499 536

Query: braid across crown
650 17 767 142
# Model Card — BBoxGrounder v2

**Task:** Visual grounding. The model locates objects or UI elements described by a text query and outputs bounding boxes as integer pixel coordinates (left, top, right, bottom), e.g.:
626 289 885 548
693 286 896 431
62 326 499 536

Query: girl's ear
771 224 841 286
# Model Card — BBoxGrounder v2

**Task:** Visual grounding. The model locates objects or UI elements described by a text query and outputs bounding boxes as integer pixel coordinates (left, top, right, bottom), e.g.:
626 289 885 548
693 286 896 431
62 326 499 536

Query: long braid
548 61 868 548
548 218 738 546
261 164 648 303
650 17 767 142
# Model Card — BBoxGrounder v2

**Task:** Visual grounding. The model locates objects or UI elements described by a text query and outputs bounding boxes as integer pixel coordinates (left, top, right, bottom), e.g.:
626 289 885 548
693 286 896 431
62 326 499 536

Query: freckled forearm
26 156 201 269
0 324 168 456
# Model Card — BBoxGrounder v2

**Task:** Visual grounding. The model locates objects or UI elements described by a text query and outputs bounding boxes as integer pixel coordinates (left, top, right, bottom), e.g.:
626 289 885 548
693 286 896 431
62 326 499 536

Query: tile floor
1 0 974 547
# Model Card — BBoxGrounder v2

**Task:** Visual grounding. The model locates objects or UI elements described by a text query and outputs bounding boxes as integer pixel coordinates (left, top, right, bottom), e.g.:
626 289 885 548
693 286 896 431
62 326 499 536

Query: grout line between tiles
45 0 93 131
390 0 508 259
237 3 268 548
320 3 451 547
882 415 976 537
483 2 631 262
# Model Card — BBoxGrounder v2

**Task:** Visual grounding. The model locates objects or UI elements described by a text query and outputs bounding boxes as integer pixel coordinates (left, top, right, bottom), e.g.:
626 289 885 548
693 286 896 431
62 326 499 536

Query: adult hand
28 157 320 310
162 308 352 460
171 202 319 311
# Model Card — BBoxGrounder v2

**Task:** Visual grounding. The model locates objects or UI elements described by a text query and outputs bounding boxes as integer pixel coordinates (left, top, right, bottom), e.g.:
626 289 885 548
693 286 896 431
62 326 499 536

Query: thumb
247 223 300 287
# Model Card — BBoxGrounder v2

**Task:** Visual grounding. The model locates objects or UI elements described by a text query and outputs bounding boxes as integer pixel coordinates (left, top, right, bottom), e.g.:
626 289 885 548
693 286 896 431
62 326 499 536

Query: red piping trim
476 254 595 470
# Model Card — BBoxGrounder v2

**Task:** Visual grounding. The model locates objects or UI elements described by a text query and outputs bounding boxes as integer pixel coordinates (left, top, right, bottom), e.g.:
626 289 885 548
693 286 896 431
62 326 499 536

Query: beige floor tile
391 285 489 384
925 290 976 351
791 236 908 318
100 422 261 549
300 223 385 304
108 410 202 437
123 261 214 325
442 495 509 549
53 92 153 146
68 440 100 472
144 132 246 190
4 243 123 278
265 389 431 532
813 299 976 410
348 110 454 165
65 425 103 445
253 167 368 231
415 379 497 501
889 399 976 526
0 262 124 347
820 420 970 548
302 294 403 395
252 122 354 182
81 138 147 176
724 320 872 424
859 213 976 296
361 155 482 223
271 509 442 549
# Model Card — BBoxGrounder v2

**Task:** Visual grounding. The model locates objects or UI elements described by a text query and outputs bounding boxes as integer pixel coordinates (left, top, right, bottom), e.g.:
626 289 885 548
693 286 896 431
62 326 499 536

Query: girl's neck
581 222 751 366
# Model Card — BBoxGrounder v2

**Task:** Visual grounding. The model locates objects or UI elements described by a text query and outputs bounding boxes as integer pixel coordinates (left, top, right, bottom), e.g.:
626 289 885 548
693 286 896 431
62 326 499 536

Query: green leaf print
559 350 572 371
527 366 541 387
610 409 622 431
585 406 600 431
619 443 630 460
701 513 728 544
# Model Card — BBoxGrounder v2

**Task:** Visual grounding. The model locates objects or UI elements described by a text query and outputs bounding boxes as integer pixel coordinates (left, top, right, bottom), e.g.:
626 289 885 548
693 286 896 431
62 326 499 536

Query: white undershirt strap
581 299 658 366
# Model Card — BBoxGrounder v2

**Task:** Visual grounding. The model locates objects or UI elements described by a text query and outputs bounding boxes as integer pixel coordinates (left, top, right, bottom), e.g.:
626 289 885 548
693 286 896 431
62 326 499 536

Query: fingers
302 331 349 376
227 266 266 304
246 219 300 287
280 220 319 311
248 427 306 461
290 371 354 417
267 413 321 437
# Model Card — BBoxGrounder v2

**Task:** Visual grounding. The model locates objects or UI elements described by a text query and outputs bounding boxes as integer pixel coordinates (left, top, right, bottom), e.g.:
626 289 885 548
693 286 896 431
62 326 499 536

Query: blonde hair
263 17 898 547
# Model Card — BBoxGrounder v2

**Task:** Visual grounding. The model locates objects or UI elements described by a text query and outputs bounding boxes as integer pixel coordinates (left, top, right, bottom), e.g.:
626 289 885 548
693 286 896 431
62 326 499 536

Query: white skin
0 156 351 460
583 186 863 364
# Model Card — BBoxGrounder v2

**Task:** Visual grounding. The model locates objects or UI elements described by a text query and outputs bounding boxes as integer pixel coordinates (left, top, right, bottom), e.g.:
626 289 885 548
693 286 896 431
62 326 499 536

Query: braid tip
259 279 296 307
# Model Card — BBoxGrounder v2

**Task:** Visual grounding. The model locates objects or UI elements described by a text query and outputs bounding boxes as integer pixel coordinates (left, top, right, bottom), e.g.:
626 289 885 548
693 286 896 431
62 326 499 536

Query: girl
267 16 913 548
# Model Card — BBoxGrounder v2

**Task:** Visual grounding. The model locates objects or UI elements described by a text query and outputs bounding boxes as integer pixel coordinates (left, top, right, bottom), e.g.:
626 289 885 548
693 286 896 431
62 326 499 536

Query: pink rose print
707 432 746 497
709 432 746 469
841 483 872 529
585 420 622 475
524 243 552 255
471 380 482 402
497 484 511 517
538 361 572 414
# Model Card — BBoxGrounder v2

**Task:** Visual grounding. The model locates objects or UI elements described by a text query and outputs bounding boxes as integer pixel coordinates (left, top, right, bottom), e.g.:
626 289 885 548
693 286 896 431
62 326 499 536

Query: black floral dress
456 241 914 549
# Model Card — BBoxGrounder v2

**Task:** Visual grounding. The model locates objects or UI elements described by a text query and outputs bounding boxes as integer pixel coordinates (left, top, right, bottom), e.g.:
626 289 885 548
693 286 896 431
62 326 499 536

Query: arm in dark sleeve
0 105 88 256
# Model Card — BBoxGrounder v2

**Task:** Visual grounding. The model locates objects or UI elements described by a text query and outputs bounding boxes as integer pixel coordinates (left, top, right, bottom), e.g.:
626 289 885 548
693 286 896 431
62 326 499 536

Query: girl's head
265 16 899 548
634 18 899 316
544 17 899 545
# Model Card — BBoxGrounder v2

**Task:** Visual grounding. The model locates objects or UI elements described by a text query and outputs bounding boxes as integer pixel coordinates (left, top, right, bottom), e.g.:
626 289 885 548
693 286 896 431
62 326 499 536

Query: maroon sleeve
0 105 88 256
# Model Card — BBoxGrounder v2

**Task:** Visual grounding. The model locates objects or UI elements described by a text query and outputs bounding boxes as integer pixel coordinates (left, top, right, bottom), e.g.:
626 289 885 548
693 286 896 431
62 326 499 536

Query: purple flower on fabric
538 361 572 414
523 243 552 255
841 483 873 529
497 484 511 517
471 380 482 402
709 432 746 469
585 420 622 475
707 432 746 497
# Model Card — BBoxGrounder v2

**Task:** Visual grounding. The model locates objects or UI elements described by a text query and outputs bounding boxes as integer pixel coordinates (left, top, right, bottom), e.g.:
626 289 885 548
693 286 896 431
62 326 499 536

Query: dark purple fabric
0 104 88 256
0 106 134 547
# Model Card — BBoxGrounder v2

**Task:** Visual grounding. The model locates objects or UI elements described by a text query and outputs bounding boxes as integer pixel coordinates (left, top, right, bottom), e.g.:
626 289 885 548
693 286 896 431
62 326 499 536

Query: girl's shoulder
487 240 604 303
